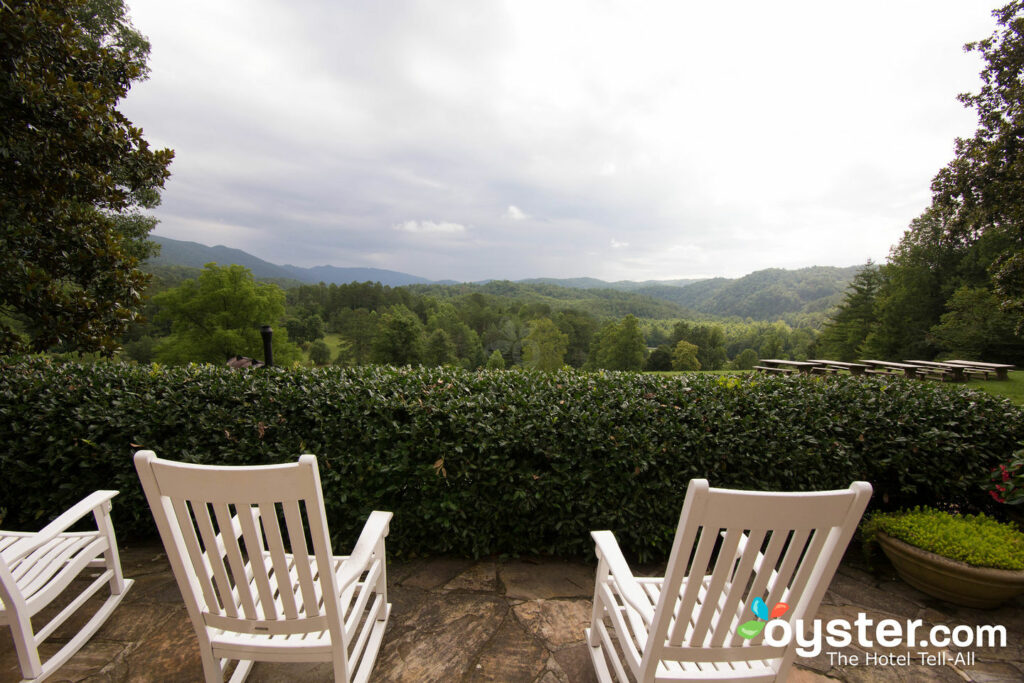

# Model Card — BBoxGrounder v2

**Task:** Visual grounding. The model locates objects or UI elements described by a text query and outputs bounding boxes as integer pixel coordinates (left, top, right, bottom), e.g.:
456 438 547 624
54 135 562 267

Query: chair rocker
134 451 392 683
0 491 133 682
587 479 872 682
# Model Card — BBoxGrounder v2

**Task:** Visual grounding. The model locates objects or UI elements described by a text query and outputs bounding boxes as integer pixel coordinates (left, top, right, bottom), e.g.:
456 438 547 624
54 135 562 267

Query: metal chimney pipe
260 325 274 367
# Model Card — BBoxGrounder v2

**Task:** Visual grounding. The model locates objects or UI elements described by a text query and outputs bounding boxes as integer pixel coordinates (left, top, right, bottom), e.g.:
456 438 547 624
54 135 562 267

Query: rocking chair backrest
642 479 871 679
134 451 344 641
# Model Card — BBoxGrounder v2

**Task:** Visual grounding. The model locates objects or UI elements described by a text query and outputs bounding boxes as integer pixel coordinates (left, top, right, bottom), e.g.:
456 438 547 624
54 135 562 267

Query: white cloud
505 205 528 221
393 220 468 235
122 0 1001 281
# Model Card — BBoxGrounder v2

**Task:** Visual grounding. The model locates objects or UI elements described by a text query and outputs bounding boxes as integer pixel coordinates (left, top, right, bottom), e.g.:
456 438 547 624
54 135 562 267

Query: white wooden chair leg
9 612 43 680
199 650 224 683
375 538 388 620
95 502 127 595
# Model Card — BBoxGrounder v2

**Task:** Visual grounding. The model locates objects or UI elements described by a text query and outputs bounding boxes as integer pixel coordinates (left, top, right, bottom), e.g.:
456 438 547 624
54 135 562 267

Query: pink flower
990 490 1005 503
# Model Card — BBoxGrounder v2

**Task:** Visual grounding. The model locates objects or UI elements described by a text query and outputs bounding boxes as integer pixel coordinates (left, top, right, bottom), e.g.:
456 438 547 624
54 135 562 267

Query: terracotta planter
877 532 1024 609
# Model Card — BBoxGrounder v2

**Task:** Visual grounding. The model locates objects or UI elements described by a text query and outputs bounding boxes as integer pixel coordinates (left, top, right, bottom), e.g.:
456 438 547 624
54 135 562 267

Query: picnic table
859 360 922 379
807 359 871 376
756 359 822 375
944 360 1016 381
904 360 967 382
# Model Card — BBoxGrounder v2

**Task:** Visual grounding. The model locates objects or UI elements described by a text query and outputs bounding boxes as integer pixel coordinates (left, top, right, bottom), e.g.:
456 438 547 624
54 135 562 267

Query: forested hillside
147 236 857 323
407 281 701 320
122 264 821 372
631 266 861 321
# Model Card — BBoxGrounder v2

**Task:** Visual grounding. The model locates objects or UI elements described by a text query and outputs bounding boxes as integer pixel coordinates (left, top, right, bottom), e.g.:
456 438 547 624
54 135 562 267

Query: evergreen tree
372 305 424 366
423 328 457 366
817 263 883 361
590 315 646 370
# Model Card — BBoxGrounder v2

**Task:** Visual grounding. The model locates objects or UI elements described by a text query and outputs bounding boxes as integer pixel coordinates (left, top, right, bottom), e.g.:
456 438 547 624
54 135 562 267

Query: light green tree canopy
308 339 331 366
152 264 299 365
522 317 569 371
486 349 506 370
671 340 701 371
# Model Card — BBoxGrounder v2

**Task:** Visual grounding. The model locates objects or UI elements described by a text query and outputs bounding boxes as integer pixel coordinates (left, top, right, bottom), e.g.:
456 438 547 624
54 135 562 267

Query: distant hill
518 276 702 291
148 235 445 288
632 266 863 320
146 235 859 321
408 280 704 321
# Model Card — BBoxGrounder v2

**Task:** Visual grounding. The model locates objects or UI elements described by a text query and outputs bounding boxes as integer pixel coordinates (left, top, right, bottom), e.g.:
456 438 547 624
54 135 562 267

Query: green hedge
2 358 1022 561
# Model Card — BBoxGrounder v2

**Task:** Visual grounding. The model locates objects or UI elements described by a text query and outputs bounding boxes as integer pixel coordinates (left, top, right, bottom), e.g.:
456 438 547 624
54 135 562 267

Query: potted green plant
861 507 1024 609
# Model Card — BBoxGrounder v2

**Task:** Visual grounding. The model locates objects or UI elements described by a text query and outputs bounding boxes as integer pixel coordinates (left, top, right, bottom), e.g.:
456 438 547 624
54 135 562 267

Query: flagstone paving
1 542 1021 682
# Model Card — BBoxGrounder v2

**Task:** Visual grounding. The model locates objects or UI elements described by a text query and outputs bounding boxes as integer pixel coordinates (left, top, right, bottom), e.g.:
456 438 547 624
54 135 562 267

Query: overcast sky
121 1 1000 282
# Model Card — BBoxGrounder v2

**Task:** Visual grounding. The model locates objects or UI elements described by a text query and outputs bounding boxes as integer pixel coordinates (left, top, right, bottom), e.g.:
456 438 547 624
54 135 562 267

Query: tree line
119 263 823 372
818 3 1024 365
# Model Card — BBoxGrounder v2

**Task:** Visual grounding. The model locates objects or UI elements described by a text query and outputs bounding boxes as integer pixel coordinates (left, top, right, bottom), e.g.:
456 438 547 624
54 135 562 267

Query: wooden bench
753 365 796 375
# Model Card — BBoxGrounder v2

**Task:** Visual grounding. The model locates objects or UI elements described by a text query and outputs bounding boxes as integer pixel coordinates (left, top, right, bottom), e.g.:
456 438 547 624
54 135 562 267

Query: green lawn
298 333 347 365
964 370 1024 406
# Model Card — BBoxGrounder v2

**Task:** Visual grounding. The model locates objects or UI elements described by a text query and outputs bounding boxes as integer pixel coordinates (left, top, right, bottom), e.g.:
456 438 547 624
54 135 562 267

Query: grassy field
964 370 1023 406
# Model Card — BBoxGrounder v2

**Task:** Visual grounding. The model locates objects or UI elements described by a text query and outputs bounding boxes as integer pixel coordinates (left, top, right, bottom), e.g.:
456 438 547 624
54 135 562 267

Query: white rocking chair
587 479 872 682
0 490 133 682
134 451 392 683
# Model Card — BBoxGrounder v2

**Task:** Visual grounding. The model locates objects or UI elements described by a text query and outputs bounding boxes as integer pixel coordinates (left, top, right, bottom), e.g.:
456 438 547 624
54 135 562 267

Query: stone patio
2 542 1022 682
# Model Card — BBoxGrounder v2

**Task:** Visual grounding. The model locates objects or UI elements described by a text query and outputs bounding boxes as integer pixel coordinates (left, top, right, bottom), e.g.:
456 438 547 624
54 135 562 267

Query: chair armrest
336 510 393 592
4 491 118 563
592 530 654 624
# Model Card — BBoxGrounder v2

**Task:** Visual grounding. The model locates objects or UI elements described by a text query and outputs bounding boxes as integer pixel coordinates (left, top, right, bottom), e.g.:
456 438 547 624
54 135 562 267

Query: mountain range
147 235 860 321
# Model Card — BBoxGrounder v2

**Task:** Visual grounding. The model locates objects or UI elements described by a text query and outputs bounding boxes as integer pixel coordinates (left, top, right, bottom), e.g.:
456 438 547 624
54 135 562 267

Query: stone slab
468 615 546 682
501 559 594 600
513 599 593 649
375 593 507 681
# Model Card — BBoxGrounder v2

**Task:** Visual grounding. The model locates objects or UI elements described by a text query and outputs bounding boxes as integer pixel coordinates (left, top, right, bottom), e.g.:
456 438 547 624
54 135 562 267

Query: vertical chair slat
212 503 258 620
181 499 235 618
259 501 298 620
711 527 768 647
763 529 810 619
282 500 319 618
237 503 278 621
782 527 830 614
689 526 743 647
726 527 788 649
668 525 719 647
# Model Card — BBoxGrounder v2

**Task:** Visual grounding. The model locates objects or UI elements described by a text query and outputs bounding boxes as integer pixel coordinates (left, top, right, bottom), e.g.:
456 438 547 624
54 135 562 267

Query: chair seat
0 530 109 619
630 577 778 678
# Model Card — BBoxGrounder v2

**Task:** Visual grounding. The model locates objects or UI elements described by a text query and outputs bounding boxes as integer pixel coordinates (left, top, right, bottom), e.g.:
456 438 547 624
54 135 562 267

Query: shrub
984 441 1024 505
1 358 1022 561
862 507 1024 570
